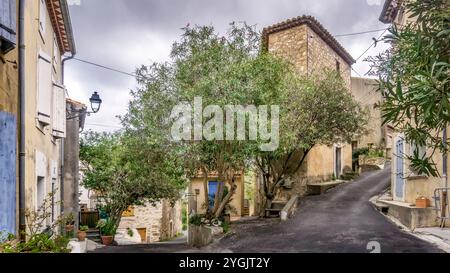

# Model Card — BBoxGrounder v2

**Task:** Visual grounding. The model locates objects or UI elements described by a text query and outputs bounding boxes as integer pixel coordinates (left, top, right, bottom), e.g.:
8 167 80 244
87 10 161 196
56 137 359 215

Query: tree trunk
202 169 209 214
214 183 237 219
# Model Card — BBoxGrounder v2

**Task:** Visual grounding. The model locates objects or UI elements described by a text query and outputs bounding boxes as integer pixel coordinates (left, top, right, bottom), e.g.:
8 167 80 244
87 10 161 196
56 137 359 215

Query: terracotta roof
66 98 86 108
262 15 355 65
379 0 402 24
45 0 76 54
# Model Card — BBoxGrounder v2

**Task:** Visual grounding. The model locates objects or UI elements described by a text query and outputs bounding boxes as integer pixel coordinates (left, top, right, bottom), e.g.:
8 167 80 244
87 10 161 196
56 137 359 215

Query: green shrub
79 225 89 232
96 219 117 236
221 221 230 234
127 228 134 237
189 214 204 226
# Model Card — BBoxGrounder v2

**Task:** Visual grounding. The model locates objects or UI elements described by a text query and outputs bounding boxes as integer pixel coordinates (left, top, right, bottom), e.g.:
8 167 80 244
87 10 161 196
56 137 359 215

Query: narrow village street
94 168 443 253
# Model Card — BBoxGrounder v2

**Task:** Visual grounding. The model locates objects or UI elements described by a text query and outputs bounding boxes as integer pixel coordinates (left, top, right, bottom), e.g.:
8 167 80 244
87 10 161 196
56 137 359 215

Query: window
35 150 47 210
336 60 340 73
52 83 66 138
37 52 52 125
39 0 47 41
410 142 426 159
37 177 45 210
122 206 135 217
410 141 427 174
0 0 17 53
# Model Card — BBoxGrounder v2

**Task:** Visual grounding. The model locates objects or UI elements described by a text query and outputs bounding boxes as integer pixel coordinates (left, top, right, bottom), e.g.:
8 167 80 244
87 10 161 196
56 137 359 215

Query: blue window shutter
0 0 17 53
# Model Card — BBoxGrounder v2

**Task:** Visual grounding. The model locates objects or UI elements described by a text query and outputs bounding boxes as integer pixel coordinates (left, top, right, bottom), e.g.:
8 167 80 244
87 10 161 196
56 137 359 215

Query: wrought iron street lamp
67 91 102 120
89 91 102 114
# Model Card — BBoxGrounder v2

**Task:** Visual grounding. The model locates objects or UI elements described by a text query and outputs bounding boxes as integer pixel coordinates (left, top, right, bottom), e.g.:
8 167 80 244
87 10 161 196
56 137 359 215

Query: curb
369 194 450 253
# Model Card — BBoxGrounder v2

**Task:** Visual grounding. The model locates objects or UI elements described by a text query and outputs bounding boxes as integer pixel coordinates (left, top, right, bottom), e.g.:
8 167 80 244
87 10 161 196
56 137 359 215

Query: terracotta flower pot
101 236 114 246
77 231 87 241
65 224 74 232
416 197 430 208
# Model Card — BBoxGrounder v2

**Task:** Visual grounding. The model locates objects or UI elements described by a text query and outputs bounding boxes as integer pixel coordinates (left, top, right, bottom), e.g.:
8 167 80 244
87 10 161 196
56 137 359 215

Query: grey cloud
65 0 388 132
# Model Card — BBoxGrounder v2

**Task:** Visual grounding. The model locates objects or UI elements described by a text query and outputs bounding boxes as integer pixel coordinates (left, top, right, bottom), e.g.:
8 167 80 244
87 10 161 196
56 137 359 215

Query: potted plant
61 213 75 236
96 219 117 246
77 226 89 241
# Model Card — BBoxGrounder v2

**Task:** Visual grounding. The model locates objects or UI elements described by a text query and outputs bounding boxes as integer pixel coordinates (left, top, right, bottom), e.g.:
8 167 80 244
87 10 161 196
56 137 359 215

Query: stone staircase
265 201 287 218
86 229 102 244
242 206 250 217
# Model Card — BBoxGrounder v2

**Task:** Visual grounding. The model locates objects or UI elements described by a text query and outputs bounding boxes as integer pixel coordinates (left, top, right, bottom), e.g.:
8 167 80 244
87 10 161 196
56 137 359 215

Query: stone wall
263 20 353 203
351 77 387 149
267 24 308 75
118 200 183 243
306 26 351 88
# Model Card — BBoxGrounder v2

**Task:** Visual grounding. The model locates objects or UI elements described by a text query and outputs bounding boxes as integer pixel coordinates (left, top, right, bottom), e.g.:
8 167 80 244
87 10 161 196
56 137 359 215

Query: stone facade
0 24 19 235
0 0 76 235
261 16 355 201
118 200 183 243
189 174 245 217
351 77 392 153
379 0 449 227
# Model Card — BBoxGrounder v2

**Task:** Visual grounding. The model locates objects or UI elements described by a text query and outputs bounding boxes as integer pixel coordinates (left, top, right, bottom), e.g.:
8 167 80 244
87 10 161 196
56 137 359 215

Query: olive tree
255 71 368 210
367 0 450 176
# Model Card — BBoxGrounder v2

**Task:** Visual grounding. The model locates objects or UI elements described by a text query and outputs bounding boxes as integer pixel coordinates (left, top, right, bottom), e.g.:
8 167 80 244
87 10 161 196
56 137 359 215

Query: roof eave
60 0 76 54
262 16 356 65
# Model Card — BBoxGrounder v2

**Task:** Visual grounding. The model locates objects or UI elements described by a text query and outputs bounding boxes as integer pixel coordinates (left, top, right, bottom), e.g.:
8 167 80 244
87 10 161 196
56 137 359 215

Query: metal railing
433 188 450 228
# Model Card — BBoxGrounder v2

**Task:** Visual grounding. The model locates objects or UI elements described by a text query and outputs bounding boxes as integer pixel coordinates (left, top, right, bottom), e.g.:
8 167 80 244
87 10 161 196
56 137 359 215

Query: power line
355 29 388 62
334 28 387 38
85 123 123 129
70 28 389 80
72 57 137 78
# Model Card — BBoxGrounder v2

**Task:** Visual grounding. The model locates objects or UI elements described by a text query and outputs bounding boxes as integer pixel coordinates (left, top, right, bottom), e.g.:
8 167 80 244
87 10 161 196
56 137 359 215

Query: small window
336 60 340 73
37 176 45 210
122 206 135 217
410 141 427 174
410 142 426 159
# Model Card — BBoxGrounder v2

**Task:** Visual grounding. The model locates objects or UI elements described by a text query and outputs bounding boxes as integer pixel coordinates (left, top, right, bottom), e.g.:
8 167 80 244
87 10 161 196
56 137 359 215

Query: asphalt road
216 167 443 253
93 168 443 253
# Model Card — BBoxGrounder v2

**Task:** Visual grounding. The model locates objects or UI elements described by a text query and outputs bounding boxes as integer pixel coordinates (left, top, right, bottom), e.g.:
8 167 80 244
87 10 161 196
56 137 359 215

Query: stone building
0 0 19 236
0 0 76 236
189 172 246 218
378 0 450 229
118 201 183 243
258 16 355 200
63 99 87 231
79 186 183 243
350 77 393 156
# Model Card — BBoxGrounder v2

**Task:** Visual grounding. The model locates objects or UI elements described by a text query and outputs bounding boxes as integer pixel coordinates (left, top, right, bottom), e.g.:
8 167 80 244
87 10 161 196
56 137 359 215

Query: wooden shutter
0 0 16 53
39 0 46 39
53 36 59 72
52 83 66 138
37 53 52 125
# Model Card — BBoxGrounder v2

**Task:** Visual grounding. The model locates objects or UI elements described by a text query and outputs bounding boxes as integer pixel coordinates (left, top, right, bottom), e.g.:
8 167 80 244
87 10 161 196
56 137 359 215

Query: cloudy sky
64 0 389 132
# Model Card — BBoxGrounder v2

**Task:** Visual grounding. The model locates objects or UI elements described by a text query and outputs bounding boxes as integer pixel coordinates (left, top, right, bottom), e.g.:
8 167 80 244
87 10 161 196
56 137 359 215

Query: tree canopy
368 0 450 176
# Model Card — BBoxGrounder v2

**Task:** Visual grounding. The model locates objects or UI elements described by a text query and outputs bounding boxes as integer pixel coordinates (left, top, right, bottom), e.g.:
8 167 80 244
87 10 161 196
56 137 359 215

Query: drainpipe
18 0 26 241
443 126 448 189
60 54 75 229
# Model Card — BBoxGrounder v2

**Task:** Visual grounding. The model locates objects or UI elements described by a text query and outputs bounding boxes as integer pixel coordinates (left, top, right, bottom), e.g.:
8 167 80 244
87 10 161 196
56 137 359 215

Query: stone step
271 202 287 210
